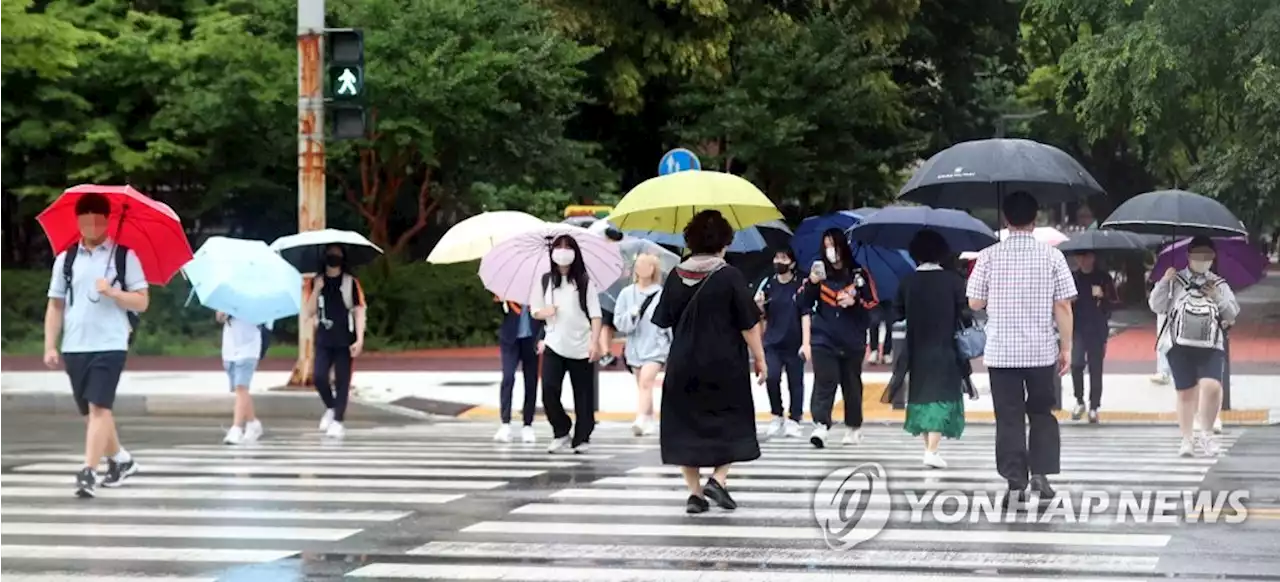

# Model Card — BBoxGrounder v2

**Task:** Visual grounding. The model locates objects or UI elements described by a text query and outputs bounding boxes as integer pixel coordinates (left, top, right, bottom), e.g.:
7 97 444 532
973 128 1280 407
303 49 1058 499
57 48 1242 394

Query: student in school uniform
495 296 543 444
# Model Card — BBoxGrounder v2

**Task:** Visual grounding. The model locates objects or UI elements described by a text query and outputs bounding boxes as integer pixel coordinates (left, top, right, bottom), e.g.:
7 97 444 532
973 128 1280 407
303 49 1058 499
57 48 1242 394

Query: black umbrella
1100 189 1248 239
898 138 1105 208
846 206 998 253
1057 229 1159 254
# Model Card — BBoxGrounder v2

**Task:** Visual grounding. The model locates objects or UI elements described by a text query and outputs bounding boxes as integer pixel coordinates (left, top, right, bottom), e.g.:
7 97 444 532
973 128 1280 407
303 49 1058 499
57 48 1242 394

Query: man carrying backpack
305 244 366 439
43 192 149 498
1150 236 1239 458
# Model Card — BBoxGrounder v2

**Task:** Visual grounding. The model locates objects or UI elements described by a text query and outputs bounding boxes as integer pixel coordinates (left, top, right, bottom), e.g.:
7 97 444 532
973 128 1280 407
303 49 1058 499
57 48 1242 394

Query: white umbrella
270 229 383 272
961 227 1069 260
427 211 546 264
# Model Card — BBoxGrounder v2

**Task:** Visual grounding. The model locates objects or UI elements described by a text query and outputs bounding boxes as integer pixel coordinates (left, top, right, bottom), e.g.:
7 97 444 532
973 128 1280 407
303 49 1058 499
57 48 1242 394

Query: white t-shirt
531 276 602 360
222 317 263 362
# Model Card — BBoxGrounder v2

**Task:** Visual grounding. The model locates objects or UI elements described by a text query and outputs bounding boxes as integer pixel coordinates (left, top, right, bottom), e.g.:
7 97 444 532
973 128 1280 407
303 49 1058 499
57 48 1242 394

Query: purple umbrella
1150 237 1267 290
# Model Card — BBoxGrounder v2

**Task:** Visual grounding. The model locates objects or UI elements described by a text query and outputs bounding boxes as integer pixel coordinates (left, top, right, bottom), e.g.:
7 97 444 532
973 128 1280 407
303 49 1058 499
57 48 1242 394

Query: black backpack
63 243 140 346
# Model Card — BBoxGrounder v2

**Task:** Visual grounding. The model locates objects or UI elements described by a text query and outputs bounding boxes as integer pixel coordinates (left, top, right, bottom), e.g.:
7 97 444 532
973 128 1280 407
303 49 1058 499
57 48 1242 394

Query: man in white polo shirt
43 192 150 498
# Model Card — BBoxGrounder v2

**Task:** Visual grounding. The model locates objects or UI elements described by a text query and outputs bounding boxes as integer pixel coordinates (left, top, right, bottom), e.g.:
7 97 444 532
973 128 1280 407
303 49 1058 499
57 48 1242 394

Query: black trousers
1071 332 1107 409
810 346 863 429
542 348 596 446
499 338 539 425
314 345 353 422
765 346 805 420
989 366 1061 488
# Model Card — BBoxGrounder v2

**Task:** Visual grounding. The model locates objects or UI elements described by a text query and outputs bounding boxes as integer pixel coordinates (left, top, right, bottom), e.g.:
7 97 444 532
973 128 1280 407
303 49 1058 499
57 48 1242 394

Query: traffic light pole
289 0 327 387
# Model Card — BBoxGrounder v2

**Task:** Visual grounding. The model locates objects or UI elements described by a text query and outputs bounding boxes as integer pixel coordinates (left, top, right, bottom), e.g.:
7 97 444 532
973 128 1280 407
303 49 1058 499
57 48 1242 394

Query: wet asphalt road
2 414 1279 581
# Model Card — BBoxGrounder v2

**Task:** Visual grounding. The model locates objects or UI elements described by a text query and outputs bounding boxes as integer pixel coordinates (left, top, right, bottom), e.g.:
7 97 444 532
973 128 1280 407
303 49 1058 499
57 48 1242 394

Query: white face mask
824 247 839 263
551 248 576 267
1188 259 1212 274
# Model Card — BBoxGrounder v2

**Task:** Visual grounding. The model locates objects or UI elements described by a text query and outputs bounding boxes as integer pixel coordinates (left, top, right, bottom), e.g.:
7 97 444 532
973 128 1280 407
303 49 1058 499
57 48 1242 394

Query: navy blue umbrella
792 211 866 266
850 243 916 303
845 206 998 253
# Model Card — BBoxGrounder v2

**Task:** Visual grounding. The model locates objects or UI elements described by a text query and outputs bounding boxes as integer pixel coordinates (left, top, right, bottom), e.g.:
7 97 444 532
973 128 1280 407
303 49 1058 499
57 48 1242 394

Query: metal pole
289 0 326 387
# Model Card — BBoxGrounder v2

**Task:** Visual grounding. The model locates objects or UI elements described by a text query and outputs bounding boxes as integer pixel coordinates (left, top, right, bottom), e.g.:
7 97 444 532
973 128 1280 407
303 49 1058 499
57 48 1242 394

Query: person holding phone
755 248 805 438
800 229 880 449
1069 251 1117 423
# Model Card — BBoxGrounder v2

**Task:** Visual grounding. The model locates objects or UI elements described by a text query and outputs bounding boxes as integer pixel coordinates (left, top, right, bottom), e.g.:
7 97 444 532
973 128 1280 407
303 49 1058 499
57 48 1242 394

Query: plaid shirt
966 231 1077 368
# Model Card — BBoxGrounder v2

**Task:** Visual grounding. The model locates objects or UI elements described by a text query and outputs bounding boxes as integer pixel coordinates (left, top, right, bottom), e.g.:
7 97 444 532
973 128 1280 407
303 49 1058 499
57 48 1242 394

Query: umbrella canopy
793 211 865 265
608 170 782 233
845 206 998 254
479 224 625 304
849 243 916 302
598 237 681 313
182 237 303 325
1101 189 1248 239
270 229 383 273
427 211 546 264
997 227 1068 246
626 220 792 254
898 138 1104 208
1057 230 1156 254
1151 237 1267 290
37 184 193 285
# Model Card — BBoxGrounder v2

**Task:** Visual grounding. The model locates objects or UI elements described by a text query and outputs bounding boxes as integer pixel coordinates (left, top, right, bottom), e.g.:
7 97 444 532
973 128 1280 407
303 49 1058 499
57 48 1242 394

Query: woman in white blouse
532 234 604 454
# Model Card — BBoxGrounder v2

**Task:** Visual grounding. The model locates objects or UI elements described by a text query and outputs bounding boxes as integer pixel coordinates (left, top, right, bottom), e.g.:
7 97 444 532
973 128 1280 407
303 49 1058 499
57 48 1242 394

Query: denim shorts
224 359 259 391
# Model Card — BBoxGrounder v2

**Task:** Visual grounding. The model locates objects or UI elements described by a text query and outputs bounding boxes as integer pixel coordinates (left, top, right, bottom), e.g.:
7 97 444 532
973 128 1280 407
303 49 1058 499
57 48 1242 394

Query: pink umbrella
961 227 1068 260
479 224 625 304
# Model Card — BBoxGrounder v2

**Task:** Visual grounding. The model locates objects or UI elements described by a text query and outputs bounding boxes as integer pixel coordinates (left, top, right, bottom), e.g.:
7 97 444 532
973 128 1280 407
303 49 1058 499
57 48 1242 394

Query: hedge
0 261 503 355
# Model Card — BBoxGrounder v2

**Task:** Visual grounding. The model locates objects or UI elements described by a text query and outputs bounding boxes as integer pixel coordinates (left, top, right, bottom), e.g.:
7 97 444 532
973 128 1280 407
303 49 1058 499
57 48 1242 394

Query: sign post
659 148 701 176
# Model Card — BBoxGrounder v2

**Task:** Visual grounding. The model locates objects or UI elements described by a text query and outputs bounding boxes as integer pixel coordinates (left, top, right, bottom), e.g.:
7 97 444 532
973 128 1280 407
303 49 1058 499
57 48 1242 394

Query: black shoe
102 458 138 488
1029 475 1057 501
75 467 96 499
703 478 737 510
685 495 709 514
1002 488 1026 509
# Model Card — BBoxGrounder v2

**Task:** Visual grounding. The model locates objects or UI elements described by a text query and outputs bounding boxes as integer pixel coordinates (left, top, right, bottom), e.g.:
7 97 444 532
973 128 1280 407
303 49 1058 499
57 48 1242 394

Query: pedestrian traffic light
331 105 366 140
326 29 364 101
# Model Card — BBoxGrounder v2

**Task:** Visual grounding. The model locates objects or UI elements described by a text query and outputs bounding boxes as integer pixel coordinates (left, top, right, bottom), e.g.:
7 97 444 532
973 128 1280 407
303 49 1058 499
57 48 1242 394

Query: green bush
1 261 503 354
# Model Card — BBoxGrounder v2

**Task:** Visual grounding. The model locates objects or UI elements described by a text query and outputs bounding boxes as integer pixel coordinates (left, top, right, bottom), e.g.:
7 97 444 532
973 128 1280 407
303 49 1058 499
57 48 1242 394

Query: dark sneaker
685 495 709 514
1088 409 1100 424
102 458 138 488
75 468 96 499
1001 488 1025 510
1029 474 1057 503
703 478 737 510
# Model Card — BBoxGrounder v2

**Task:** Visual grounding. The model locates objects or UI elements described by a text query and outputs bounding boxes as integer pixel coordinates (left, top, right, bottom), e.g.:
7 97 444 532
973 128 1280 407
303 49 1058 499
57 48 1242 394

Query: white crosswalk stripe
353 423 1243 581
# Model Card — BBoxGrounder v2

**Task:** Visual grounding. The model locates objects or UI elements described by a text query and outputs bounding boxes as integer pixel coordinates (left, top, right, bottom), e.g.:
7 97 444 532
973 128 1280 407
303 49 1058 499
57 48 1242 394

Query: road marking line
12 462 543 479
1 473 506 491
0 486 462 504
0 574 216 582
0 505 409 522
3 454 579 469
0 545 294 563
347 563 1140 581
1 522 360 541
626 466 1206 482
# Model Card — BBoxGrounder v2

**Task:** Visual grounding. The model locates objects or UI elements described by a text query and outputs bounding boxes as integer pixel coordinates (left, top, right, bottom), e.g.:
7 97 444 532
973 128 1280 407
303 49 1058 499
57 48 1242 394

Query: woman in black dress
894 229 970 469
652 210 767 514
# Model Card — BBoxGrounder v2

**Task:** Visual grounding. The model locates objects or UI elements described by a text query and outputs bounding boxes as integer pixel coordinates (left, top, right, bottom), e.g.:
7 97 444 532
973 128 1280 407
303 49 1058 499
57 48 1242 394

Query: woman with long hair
800 229 879 449
652 210 766 514
531 234 604 454
612 253 670 436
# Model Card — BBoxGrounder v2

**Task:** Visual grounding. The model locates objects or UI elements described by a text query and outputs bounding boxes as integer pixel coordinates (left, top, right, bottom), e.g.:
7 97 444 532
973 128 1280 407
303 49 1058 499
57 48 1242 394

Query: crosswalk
345 422 1241 581
0 420 1244 581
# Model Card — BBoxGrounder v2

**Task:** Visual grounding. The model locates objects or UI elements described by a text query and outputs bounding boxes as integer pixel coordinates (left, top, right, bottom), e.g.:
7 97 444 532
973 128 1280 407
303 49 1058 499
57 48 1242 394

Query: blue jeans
765 346 805 421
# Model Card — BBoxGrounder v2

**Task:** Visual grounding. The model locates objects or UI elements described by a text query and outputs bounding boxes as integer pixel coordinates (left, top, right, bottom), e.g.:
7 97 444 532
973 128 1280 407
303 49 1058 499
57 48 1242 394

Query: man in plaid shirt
967 191 1077 507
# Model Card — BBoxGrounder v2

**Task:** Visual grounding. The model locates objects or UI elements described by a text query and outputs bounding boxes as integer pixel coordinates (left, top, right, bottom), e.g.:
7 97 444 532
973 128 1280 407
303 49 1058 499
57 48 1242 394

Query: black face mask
774 262 791 274
325 255 343 268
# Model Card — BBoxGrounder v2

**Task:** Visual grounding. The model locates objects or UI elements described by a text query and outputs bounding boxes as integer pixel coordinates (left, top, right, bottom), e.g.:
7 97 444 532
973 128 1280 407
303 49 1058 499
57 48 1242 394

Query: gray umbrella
1101 189 1247 239
1057 229 1161 254
598 237 680 313
898 138 1105 208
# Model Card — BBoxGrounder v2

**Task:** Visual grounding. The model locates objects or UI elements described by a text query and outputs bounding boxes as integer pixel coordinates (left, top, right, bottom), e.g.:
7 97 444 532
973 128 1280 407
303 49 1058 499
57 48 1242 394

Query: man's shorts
63 351 127 416
1167 345 1225 391
224 359 259 391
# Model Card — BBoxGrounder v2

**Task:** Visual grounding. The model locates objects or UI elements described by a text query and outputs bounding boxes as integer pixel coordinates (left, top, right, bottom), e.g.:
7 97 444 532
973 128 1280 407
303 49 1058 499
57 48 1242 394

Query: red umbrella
37 184 193 285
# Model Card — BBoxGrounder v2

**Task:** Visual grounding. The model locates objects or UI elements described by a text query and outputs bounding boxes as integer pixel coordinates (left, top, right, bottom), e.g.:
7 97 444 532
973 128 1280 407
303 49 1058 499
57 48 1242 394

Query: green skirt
904 399 965 439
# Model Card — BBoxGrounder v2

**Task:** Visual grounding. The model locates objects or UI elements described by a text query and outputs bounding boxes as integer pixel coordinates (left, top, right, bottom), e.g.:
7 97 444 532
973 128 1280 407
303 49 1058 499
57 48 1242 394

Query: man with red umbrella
39 185 191 499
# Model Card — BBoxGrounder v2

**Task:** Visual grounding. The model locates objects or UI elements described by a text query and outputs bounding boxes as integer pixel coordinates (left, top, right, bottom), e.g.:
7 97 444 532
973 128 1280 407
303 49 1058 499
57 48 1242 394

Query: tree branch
391 166 439 255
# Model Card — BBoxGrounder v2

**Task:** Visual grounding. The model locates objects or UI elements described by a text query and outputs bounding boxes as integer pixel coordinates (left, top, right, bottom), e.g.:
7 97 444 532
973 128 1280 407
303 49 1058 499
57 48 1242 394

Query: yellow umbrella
426 210 547 264
607 170 782 234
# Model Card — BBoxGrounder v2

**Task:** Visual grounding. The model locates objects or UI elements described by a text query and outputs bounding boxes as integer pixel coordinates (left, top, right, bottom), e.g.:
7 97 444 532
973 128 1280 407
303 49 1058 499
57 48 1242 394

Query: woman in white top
532 234 604 454
217 312 264 445
612 253 670 436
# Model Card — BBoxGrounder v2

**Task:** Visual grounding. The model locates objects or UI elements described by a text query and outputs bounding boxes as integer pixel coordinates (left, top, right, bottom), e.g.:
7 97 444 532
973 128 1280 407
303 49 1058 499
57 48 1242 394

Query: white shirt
47 239 149 353
222 317 263 362
531 277 602 360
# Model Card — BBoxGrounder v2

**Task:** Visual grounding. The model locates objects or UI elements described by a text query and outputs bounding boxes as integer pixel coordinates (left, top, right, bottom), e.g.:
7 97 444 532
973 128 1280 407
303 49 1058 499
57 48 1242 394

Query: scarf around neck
674 254 726 286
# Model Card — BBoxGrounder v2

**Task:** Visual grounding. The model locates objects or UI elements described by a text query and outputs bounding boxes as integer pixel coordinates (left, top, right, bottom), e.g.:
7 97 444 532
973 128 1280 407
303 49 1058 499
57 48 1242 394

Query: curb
0 391 431 422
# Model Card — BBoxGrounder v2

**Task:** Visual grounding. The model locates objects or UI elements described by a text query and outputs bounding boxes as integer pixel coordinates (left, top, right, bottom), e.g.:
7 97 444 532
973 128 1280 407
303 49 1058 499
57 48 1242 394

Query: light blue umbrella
626 220 793 253
182 237 303 325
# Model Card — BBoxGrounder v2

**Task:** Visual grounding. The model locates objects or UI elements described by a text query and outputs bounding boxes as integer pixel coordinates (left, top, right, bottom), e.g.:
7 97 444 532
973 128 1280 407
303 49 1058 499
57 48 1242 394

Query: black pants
989 366 1061 488
810 346 863 428
542 348 596 446
63 351 127 416
314 345 353 422
1071 332 1107 409
500 338 539 425
765 346 805 420
867 305 893 356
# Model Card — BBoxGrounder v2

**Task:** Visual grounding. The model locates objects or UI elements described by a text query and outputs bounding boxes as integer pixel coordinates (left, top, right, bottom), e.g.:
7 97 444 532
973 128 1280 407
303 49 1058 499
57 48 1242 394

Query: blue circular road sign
659 148 701 176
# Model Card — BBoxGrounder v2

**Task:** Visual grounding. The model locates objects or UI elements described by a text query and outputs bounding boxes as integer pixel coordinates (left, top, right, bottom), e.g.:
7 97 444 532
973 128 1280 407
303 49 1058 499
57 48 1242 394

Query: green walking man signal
326 28 365 139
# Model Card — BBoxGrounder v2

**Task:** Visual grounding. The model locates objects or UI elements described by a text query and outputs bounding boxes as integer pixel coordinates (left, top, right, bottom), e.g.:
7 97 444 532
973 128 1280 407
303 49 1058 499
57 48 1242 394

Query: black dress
653 264 761 467
895 268 969 438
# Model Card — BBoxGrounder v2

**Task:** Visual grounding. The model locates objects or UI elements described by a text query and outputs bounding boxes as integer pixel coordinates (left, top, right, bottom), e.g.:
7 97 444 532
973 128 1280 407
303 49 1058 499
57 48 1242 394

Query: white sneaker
923 451 947 469
641 419 657 436
520 425 536 444
842 428 863 445
223 426 243 445
631 416 649 437
765 416 785 438
318 409 335 431
882 353 893 365
546 436 571 454
572 443 590 454
1213 417 1223 435
810 425 828 449
1071 403 1086 421
325 421 345 439
866 353 881 365
494 423 513 443
1150 373 1170 385
783 419 802 438
1196 433 1220 457
242 420 263 443
1178 438 1194 457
